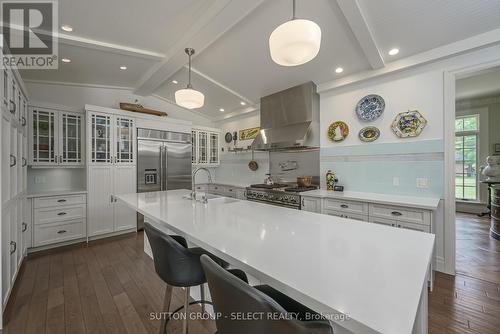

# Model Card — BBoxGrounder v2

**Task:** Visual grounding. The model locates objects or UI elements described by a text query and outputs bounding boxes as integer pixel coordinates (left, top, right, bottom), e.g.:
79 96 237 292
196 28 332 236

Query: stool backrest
201 255 329 334
144 222 204 286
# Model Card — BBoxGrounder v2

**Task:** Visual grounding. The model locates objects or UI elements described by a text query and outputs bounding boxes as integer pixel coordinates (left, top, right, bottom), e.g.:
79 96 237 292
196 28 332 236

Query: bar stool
144 222 228 334
201 254 334 334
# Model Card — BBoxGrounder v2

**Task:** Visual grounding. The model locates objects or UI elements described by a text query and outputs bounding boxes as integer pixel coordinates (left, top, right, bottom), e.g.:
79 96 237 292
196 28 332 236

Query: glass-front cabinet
29 107 85 166
88 111 135 165
191 128 220 166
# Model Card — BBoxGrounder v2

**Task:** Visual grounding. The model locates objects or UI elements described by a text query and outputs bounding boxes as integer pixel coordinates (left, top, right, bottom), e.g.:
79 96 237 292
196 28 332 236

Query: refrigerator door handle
159 146 164 191
162 145 168 190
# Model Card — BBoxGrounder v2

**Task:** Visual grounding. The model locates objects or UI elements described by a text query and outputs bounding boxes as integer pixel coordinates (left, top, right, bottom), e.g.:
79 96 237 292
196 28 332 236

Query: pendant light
269 0 321 66
175 48 205 109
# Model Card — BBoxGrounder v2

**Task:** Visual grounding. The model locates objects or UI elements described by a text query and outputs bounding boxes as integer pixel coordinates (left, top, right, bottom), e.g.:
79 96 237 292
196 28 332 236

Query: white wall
25 82 214 128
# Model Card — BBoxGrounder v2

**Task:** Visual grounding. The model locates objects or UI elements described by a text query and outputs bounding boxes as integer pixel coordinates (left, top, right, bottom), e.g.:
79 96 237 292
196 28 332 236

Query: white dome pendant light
175 48 205 109
269 0 321 66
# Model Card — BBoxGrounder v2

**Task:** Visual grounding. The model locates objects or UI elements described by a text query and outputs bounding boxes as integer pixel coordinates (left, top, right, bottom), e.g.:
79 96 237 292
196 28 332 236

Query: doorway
454 67 500 284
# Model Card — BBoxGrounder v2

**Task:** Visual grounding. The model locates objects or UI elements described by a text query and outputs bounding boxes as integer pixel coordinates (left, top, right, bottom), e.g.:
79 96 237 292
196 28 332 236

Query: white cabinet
29 107 84 166
192 128 220 166
86 108 137 238
301 196 322 213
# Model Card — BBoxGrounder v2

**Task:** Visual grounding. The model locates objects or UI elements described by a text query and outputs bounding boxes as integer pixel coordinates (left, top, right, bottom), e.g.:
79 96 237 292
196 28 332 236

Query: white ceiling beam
58 33 165 60
133 0 266 96
335 0 385 69
318 27 500 94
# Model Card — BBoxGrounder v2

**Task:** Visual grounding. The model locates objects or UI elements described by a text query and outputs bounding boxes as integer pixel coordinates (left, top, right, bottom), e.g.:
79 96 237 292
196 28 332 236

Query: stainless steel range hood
252 81 320 151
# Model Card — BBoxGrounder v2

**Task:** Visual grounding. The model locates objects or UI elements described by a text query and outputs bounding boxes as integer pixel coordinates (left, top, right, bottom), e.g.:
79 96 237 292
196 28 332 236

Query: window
455 115 479 201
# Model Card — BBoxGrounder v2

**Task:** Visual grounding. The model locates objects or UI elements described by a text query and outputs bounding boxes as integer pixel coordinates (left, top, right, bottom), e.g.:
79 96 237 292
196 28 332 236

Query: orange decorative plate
327 121 349 142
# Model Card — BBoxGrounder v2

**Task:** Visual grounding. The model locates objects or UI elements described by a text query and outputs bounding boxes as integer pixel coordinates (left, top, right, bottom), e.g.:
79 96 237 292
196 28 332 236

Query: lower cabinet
32 193 87 247
324 209 368 222
88 165 136 237
199 183 247 200
301 196 322 213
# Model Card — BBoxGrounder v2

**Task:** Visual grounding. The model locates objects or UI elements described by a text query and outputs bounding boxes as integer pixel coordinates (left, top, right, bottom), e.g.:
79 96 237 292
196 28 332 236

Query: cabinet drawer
195 185 208 191
397 221 431 233
34 219 85 247
369 204 430 225
34 194 86 208
323 198 368 215
324 209 368 222
369 216 398 227
34 204 86 225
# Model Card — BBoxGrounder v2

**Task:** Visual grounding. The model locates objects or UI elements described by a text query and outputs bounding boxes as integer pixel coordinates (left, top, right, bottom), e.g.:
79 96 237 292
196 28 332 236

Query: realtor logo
1 0 58 69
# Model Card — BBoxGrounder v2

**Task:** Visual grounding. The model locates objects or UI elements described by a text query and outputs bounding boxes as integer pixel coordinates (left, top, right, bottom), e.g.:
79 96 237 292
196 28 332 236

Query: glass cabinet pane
3 70 8 107
209 133 219 164
115 117 134 163
32 109 56 163
198 131 208 164
191 131 197 163
91 113 111 163
61 113 82 164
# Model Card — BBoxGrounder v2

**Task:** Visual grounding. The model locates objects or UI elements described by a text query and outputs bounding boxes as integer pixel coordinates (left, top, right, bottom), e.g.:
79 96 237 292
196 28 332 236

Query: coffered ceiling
17 0 500 121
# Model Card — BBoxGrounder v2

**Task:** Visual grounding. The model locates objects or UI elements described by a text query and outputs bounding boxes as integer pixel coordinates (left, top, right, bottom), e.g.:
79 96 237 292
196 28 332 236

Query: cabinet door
17 130 22 195
197 131 208 164
2 68 8 113
88 166 114 236
21 95 27 128
10 203 18 284
10 76 18 120
113 165 136 231
10 126 17 198
60 112 83 165
31 108 58 165
2 118 11 203
16 199 23 267
191 130 197 164
209 132 219 165
114 116 135 165
2 206 11 305
301 197 321 213
89 112 112 164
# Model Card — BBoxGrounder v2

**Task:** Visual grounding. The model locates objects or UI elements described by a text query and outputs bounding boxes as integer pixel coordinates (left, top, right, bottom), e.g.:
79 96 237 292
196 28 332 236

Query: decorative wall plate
224 132 233 143
356 94 385 121
358 126 380 142
391 110 427 138
327 121 349 142
239 127 260 140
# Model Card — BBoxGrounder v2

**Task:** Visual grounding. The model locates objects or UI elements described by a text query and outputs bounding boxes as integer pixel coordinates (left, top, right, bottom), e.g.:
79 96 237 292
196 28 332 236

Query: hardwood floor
3 230 500 334
456 212 500 284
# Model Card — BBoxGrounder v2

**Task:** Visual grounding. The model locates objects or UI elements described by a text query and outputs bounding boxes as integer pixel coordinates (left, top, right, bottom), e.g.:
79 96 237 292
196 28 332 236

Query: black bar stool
144 222 229 334
201 254 334 334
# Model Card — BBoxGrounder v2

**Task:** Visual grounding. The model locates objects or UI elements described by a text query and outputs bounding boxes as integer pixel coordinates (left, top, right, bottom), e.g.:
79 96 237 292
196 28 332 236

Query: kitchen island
117 189 435 334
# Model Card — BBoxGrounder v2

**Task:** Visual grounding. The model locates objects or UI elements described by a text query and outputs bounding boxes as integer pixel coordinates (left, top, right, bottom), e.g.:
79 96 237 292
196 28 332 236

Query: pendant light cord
292 0 296 20
187 52 192 89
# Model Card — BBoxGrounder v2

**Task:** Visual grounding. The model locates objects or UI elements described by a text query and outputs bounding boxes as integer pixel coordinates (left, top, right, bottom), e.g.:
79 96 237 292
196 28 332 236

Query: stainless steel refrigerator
136 128 192 230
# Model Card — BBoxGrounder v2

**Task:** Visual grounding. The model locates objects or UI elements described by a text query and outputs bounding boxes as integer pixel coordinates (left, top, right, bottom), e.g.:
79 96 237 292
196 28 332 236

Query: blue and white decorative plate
355 94 385 121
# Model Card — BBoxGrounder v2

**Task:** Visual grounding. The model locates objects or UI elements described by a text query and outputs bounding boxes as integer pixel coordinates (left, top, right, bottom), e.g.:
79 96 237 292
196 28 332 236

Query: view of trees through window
455 115 479 200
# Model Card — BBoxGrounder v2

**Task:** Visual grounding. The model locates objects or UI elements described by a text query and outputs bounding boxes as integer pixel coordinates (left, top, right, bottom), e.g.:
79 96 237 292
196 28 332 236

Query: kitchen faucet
191 167 213 202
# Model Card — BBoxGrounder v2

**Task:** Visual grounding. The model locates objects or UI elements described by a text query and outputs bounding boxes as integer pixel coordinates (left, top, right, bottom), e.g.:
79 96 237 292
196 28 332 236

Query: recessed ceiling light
61 25 73 32
61 58 71 63
120 66 127 70
240 101 246 106
388 48 399 56
219 108 225 112
335 67 343 74
172 80 178 84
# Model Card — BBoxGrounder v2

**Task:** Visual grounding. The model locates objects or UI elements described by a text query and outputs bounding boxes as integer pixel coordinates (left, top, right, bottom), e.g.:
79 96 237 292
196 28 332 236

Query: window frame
455 114 480 201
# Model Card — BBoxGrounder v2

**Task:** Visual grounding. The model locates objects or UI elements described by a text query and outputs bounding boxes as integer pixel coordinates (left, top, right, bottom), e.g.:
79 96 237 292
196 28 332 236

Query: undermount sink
183 192 238 204
208 197 239 204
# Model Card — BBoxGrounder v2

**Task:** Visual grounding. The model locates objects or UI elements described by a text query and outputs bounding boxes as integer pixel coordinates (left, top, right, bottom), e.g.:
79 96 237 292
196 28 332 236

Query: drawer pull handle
22 222 27 232
57 199 67 203
10 154 16 167
9 100 15 113
340 204 349 209
21 116 26 126
10 241 16 254
22 157 27 167
57 212 67 216
391 211 402 216
57 230 67 234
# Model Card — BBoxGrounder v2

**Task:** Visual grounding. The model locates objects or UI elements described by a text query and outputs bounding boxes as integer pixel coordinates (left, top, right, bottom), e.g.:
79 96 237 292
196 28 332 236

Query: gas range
245 184 318 209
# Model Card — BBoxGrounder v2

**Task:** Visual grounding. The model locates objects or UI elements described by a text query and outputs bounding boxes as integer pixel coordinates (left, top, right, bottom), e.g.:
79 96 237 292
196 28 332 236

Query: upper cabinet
29 107 84 167
192 127 220 166
87 111 135 165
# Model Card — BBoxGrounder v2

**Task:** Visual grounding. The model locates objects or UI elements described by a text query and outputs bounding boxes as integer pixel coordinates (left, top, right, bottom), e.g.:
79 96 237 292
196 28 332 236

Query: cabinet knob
21 116 26 126
391 211 402 216
340 204 349 209
9 100 15 113
10 241 16 254
10 154 16 167
22 222 27 232
57 230 67 234
57 199 67 203
57 212 67 216
22 157 27 167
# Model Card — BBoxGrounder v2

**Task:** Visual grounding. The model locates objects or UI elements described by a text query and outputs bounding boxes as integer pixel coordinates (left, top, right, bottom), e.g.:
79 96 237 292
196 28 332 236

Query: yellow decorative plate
327 121 349 142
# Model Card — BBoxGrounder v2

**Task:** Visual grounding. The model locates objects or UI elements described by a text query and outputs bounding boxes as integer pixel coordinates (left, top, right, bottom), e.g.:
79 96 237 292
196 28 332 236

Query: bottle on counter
326 170 336 191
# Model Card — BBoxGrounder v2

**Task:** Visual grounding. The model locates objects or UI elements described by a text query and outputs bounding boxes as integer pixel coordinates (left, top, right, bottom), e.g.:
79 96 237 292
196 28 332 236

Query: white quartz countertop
301 190 440 210
117 189 434 334
26 189 88 198
198 182 249 189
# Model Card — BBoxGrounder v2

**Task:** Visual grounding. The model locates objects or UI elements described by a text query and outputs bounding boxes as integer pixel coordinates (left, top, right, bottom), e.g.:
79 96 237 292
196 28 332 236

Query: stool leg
182 287 190 334
200 284 206 314
159 284 173 334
